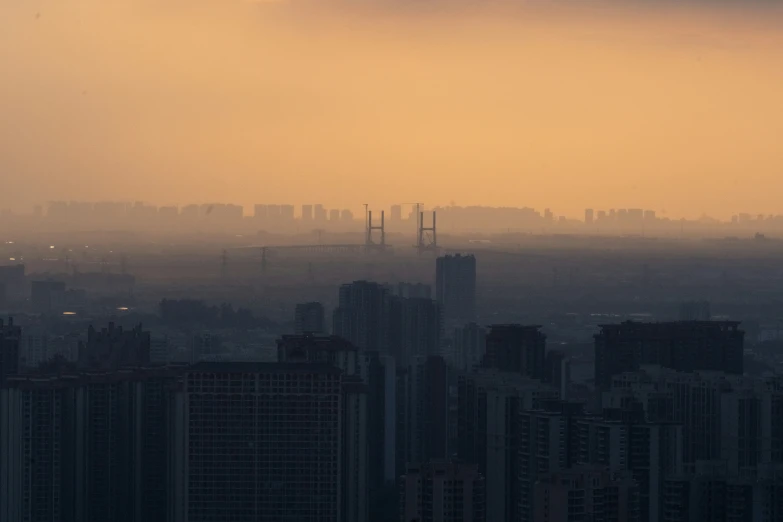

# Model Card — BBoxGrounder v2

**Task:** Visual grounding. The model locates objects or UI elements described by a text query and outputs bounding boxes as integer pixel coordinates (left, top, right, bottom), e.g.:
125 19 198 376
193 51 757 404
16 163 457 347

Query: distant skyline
1 0 782 219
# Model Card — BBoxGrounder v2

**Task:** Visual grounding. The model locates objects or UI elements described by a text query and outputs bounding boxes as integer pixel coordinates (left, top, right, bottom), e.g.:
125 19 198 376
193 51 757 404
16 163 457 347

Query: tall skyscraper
584 208 594 225
483 324 546 380
170 362 366 522
400 461 486 522
0 317 20 385
397 355 450 470
436 254 477 329
294 302 326 334
452 322 487 373
389 296 442 367
594 321 744 390
0 367 177 522
518 401 586 522
457 370 559 522
333 281 391 353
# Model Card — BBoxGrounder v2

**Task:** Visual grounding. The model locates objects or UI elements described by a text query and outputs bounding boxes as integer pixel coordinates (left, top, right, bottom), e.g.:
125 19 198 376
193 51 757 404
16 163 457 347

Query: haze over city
2 0 782 218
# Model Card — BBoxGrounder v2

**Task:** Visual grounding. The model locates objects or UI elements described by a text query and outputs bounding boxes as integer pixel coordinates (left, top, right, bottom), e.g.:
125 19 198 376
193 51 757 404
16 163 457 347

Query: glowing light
49 245 55 249
62 311 77 316
117 307 129 311
8 257 15 261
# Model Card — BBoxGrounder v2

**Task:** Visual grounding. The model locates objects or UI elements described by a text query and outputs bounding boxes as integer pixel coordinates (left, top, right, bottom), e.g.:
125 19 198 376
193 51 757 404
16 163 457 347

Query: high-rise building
457 370 559 522
277 333 361 376
314 204 327 222
518 400 586 522
483 324 546 380
301 204 313 221
575 410 684 522
294 302 326 334
390 205 402 222
451 322 486 373
389 296 442 367
333 281 391 353
170 362 366 522
594 321 744 390
30 280 66 314
0 317 20 384
584 208 594 225
662 461 783 522
253 204 268 220
544 350 570 399
394 282 432 299
400 461 486 522
436 254 477 329
78 322 151 369
397 355 450 470
534 467 640 522
604 367 783 477
0 367 177 522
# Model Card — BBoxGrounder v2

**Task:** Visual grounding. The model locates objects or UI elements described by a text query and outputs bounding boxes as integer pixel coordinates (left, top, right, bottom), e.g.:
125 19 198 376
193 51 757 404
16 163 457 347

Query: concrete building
534 467 640 522
594 321 744 390
397 355 450 471
451 323 486 373
333 281 391 354
0 317 20 384
78 322 150 370
457 370 559 522
662 461 783 522
484 325 546 380
435 254 477 330
169 362 367 522
390 297 443 367
400 461 486 522
0 367 177 522
295 301 326 334
518 400 586 522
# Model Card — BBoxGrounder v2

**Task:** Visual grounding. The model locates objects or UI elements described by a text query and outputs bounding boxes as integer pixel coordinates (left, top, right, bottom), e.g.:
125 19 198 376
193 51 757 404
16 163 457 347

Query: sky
1 0 782 219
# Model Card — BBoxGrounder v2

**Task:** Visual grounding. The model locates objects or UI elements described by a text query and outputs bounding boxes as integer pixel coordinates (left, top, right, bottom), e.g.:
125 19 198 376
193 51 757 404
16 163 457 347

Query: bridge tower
365 210 386 252
417 210 438 256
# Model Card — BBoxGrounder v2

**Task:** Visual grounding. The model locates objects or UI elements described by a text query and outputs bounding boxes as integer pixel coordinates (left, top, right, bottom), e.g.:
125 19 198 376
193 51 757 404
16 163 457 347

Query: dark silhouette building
534 468 640 522
0 367 178 522
436 254 477 329
483 324 546 380
678 301 711 321
389 297 442 367
174 362 367 522
294 301 326 334
397 355 450 471
79 322 151 369
594 321 744 390
333 281 391 353
0 317 20 385
400 461 486 522
30 280 66 313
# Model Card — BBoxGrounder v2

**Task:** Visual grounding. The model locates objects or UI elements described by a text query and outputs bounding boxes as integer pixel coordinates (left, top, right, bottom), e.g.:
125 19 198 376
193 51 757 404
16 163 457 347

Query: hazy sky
1 0 782 218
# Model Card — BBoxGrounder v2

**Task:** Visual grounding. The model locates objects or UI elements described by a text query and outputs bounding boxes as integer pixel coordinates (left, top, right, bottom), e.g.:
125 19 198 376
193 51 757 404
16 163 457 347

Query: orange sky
1 0 782 219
